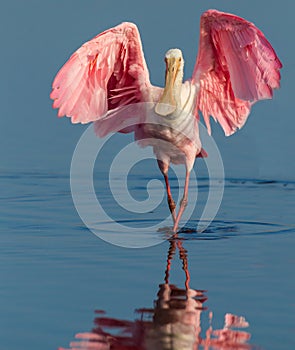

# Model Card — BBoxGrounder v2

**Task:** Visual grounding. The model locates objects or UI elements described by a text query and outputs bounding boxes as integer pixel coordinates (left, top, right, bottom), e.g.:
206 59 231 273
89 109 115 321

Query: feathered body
50 9 282 231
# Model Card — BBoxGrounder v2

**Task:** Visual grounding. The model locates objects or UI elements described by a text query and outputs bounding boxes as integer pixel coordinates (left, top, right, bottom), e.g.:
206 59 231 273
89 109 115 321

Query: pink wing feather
50 22 151 124
192 9 282 136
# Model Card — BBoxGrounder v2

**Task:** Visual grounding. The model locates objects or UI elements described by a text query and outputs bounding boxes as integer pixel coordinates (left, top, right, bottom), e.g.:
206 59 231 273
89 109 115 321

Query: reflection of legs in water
59 237 252 350
164 237 191 290
164 239 177 284
177 239 190 290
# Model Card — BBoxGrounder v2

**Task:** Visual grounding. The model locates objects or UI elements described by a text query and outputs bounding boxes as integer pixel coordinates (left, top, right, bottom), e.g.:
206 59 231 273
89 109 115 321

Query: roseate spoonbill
50 9 282 232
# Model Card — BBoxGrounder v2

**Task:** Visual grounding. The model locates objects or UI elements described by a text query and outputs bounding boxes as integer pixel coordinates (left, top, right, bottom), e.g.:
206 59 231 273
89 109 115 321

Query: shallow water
1 172 294 349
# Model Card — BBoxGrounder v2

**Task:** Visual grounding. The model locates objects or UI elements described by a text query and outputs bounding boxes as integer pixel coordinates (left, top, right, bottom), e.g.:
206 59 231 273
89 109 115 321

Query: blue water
1 172 294 349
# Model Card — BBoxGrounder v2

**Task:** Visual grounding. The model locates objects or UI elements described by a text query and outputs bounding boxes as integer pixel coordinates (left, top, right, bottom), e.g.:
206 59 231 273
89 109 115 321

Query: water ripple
94 218 294 241
178 219 294 240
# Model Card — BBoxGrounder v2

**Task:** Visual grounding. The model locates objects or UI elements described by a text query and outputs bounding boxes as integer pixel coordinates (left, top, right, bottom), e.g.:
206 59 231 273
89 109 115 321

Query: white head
165 48 183 60
164 48 184 81
155 48 185 116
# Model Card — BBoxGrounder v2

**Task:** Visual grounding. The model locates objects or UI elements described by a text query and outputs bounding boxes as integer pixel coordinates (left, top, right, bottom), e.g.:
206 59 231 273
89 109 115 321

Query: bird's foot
172 197 188 232
172 222 179 233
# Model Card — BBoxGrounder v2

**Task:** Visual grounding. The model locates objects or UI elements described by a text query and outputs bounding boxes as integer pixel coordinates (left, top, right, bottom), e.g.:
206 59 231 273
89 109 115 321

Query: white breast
138 81 201 169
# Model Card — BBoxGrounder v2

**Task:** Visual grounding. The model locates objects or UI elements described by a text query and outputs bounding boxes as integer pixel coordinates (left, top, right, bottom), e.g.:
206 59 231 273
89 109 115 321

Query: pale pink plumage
51 10 281 135
51 22 151 124
50 9 282 232
58 239 252 350
193 10 282 136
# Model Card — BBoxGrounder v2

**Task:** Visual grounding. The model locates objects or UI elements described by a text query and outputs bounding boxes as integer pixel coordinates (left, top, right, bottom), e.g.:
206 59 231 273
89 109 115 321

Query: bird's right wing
192 9 282 136
50 22 151 124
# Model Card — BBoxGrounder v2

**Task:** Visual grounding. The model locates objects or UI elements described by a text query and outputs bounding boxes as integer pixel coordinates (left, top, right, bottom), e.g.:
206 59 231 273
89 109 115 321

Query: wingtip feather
50 22 150 126
194 9 281 136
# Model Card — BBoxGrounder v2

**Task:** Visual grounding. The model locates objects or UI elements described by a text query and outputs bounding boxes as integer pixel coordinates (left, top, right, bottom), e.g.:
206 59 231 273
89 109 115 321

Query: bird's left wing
50 22 151 124
192 10 282 136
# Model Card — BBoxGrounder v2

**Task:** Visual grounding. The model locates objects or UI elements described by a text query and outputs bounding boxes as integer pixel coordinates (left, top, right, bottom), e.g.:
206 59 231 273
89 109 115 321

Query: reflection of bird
50 9 282 231
59 238 252 350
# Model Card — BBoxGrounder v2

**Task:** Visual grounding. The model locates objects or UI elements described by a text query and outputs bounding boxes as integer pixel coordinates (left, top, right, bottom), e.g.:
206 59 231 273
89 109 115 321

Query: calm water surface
1 171 294 349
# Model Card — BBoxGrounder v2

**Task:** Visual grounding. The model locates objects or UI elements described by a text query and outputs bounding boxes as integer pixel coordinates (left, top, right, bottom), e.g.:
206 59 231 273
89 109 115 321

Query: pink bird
50 9 282 232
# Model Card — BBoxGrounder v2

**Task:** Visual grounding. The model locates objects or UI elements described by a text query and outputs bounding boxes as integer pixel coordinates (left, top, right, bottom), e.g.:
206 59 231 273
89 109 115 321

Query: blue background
0 0 293 179
1 2 294 350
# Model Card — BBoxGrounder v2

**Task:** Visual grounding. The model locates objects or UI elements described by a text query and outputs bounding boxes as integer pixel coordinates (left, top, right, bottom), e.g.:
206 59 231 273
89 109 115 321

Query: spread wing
50 22 151 124
192 9 282 136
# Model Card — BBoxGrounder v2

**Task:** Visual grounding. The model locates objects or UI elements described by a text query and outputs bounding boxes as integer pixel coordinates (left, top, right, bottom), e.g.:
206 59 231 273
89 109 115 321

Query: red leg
173 170 190 232
164 174 176 223
157 160 176 224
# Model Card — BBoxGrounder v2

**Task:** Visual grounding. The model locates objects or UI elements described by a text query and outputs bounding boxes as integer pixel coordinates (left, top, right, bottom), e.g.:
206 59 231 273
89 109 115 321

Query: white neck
173 68 184 108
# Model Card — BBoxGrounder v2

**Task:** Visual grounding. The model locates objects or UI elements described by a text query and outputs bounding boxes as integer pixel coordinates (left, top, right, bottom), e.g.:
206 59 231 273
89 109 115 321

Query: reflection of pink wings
59 313 252 350
50 22 151 124
193 10 282 136
59 333 109 350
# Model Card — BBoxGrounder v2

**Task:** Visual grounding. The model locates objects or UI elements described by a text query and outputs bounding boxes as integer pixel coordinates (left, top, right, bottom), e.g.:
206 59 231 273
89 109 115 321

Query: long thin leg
164 174 176 223
173 169 190 232
157 160 176 224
